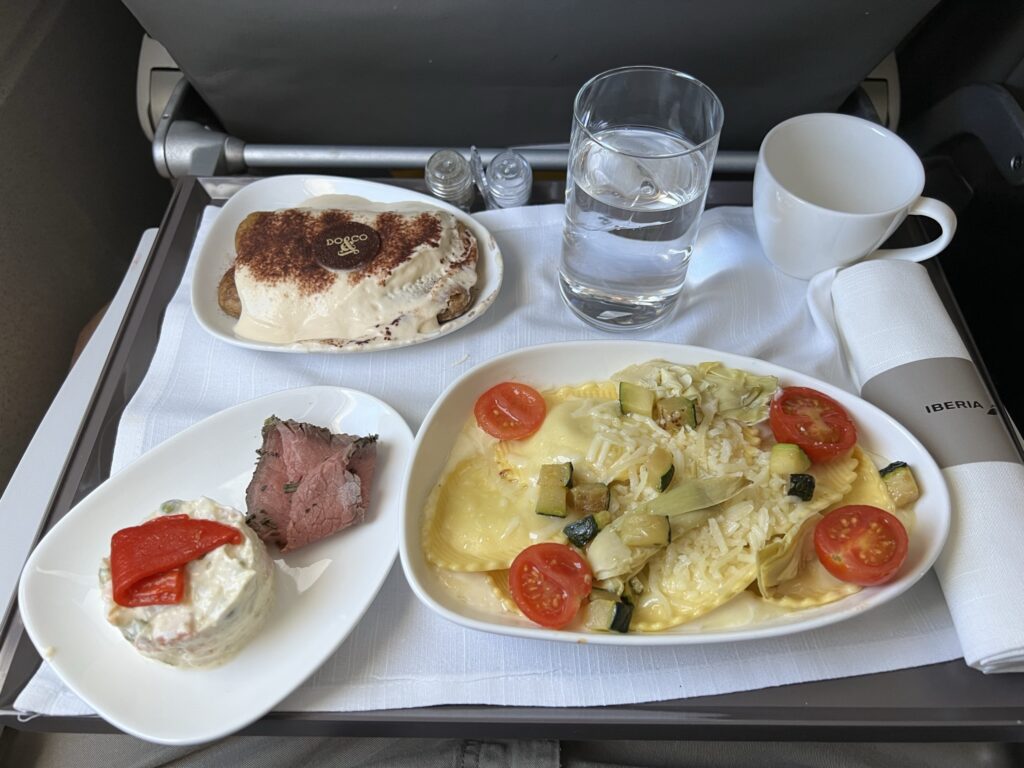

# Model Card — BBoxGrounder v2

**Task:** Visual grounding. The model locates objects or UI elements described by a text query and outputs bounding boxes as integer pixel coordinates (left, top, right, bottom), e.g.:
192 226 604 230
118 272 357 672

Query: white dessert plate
399 341 951 646
18 386 413 745
191 174 503 353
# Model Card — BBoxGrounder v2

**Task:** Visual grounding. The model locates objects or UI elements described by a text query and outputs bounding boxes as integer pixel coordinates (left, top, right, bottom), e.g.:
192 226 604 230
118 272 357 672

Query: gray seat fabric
3 731 1023 768
123 0 938 150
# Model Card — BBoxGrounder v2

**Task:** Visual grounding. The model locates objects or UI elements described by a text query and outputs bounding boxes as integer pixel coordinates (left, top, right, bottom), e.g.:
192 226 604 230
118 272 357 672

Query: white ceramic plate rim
191 175 503 354
18 386 413 744
399 341 951 646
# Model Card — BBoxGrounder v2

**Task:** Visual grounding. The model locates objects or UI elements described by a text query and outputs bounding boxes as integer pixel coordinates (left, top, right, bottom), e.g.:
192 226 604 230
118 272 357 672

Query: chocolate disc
313 222 381 270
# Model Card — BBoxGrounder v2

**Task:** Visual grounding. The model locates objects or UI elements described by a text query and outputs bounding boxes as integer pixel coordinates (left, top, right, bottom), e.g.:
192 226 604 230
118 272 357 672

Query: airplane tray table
2 175 1023 742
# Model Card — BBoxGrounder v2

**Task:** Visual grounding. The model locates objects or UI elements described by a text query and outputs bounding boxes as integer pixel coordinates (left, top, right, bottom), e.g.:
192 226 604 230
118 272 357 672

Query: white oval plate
399 341 951 646
18 386 413 745
191 175 503 354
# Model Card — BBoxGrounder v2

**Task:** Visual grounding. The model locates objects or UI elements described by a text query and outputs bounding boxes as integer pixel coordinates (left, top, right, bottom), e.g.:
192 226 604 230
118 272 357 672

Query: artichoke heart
757 515 819 597
698 362 779 425
587 514 669 581
613 360 778 425
639 475 751 518
756 514 860 607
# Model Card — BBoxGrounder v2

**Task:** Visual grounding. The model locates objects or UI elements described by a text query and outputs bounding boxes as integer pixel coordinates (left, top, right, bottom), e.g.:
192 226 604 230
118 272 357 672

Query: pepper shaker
486 150 532 208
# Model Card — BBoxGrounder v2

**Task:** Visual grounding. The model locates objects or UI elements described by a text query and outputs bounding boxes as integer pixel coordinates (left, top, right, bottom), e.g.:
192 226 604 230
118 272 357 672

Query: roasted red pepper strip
110 514 243 607
121 568 185 607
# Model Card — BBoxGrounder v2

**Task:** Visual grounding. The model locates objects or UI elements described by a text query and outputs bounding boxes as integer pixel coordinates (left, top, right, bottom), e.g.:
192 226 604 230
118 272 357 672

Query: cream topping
232 195 478 346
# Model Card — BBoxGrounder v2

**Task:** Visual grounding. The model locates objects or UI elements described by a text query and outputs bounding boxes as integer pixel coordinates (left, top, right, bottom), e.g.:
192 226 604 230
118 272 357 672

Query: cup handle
868 196 958 263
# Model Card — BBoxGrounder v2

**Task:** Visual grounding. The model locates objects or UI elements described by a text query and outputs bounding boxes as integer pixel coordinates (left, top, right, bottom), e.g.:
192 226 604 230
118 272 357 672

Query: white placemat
16 204 962 717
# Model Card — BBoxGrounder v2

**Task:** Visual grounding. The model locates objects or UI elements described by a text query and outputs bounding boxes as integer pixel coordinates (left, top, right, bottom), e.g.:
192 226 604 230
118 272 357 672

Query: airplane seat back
122 0 940 151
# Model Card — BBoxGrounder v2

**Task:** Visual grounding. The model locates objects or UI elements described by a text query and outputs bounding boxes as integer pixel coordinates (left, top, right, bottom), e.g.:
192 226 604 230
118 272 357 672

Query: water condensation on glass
560 127 710 329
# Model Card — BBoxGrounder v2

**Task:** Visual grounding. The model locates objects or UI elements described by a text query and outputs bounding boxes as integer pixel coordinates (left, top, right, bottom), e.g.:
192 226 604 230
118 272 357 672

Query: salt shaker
486 149 532 208
424 149 474 210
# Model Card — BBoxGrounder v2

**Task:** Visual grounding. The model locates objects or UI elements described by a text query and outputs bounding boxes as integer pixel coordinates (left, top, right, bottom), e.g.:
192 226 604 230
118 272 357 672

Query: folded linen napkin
831 259 1024 673
16 205 963 717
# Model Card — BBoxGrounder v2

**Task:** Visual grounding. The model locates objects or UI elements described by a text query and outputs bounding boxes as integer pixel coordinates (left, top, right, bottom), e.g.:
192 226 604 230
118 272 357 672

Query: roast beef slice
246 416 378 551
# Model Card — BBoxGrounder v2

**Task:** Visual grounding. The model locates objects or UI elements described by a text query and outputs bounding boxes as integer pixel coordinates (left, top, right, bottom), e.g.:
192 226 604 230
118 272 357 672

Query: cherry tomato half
769 386 857 463
814 505 909 586
509 543 593 629
474 382 547 440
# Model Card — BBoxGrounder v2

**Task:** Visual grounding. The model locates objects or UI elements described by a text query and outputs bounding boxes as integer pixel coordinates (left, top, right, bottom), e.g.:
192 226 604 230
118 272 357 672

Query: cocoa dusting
350 212 443 286
235 209 446 295
235 209 354 295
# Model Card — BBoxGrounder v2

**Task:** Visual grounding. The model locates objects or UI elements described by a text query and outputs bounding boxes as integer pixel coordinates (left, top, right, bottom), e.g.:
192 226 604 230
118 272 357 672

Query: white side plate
399 341 951 646
191 175 503 353
19 386 413 744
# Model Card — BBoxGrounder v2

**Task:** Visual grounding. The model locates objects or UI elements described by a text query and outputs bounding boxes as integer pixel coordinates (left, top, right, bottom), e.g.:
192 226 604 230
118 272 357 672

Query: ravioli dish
218 195 479 348
100 498 274 666
422 360 920 633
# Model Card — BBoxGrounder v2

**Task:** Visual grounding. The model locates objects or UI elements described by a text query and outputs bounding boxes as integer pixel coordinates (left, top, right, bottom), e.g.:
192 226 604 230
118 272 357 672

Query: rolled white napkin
831 259 1024 673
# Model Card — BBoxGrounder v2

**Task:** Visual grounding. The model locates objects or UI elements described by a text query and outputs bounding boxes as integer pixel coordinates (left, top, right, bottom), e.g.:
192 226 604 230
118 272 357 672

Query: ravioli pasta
422 452 555 571
627 425 858 631
421 360 911 632
422 386 610 571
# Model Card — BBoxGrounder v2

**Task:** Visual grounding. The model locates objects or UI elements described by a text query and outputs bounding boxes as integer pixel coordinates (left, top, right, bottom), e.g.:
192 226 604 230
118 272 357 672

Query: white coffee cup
753 113 957 279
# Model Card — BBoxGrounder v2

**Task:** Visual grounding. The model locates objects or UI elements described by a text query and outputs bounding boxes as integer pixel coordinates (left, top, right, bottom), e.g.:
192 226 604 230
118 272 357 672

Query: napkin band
861 357 1021 468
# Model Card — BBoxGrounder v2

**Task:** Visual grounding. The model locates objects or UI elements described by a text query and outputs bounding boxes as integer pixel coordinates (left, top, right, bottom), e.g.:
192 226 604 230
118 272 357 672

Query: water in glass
559 126 709 329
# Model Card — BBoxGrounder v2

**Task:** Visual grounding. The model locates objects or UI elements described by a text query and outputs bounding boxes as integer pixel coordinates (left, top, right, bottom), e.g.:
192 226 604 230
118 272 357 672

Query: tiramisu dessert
218 195 479 347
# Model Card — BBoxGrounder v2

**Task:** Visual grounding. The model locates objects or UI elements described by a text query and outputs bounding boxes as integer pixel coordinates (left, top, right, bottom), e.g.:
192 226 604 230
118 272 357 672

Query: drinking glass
559 66 724 330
